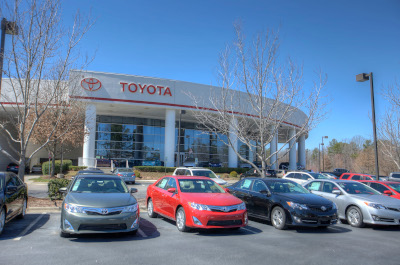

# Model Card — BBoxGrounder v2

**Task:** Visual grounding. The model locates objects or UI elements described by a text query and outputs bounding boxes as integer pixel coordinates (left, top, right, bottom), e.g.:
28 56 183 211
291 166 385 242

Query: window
6 175 17 187
285 173 295 179
156 178 169 189
322 182 337 193
239 179 253 190
300 174 310 180
308 181 322 191
351 175 361 180
370 183 387 193
185 170 191 176
341 174 350 179
175 169 186 175
364 176 373 180
252 180 267 192
165 178 177 190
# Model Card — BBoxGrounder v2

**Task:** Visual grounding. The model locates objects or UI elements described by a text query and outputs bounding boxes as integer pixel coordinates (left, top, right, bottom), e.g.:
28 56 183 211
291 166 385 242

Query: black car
227 178 338 229
0 172 28 235
240 169 274 179
6 163 30 174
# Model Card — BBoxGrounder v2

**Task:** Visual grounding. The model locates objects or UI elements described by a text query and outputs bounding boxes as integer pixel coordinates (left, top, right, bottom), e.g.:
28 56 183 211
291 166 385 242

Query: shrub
206 167 248 174
229 171 238 178
42 160 73 175
69 166 87 171
134 170 141 178
48 178 70 200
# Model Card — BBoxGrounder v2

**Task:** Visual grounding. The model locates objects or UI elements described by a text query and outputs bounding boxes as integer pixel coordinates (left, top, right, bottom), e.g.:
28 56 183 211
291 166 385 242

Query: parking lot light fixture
322 136 328 172
0 18 19 95
356 72 379 181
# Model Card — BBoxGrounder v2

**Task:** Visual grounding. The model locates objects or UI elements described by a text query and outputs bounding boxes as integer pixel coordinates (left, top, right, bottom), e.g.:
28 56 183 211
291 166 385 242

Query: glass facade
95 115 229 166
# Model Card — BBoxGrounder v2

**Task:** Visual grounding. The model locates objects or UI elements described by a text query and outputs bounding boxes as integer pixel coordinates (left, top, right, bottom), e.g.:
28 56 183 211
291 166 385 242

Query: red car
146 176 248 232
339 173 374 181
359 180 400 200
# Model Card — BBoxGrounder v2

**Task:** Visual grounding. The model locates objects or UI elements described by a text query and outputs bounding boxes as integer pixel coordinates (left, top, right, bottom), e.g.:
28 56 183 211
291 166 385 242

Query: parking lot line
137 228 147 238
13 212 46 241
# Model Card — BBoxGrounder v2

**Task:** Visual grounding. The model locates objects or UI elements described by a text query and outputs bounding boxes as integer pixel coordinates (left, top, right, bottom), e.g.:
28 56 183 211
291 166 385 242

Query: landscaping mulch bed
28 196 63 208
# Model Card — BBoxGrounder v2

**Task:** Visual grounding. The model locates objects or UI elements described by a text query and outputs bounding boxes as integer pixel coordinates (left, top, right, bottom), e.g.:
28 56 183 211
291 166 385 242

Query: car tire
271 206 287 230
346 206 365 228
229 227 241 231
132 181 135 184
176 207 190 232
0 208 6 235
60 231 70 238
17 198 27 219
128 229 138 236
147 199 157 218
317 225 329 229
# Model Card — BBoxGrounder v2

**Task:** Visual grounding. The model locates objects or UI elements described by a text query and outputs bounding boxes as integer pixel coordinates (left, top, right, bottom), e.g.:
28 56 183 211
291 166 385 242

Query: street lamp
318 143 321 173
322 136 328 172
0 18 19 95
356 72 379 180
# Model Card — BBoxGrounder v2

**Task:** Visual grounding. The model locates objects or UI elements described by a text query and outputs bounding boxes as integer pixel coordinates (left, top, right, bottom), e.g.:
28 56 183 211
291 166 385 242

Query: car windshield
71 177 128 193
387 183 400 193
266 180 309 194
191 170 217 179
337 182 380 195
309 173 329 179
117 168 133 173
178 179 225 193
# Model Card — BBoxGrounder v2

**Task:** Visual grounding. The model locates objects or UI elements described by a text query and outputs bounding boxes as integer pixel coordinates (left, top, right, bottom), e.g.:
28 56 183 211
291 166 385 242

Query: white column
228 118 238 168
82 104 96 167
270 129 278 170
164 109 176 167
298 134 306 169
288 128 296 170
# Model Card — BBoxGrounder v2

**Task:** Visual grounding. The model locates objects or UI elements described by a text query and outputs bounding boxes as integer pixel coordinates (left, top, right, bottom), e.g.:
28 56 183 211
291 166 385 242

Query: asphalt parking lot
1 210 400 265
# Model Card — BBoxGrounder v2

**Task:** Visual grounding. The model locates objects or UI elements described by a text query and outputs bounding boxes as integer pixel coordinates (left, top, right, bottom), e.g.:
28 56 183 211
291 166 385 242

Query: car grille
208 204 240 213
309 205 332 212
83 206 125 216
78 224 127 231
387 207 400 212
207 220 242 226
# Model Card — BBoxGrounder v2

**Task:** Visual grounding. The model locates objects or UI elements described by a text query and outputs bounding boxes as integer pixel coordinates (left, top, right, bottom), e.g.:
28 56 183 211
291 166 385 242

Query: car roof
75 174 120 179
167 175 211 180
176 167 211 171
360 180 399 184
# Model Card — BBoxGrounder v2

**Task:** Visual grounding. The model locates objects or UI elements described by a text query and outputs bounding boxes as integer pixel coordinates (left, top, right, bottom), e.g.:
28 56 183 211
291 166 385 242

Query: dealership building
0 70 308 170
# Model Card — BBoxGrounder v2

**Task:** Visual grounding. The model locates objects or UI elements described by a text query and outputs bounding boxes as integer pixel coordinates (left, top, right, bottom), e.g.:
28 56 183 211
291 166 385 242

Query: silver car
303 179 400 227
113 168 136 184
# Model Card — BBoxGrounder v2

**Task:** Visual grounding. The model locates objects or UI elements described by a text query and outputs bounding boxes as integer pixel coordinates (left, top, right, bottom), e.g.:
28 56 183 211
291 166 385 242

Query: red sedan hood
180 192 242 206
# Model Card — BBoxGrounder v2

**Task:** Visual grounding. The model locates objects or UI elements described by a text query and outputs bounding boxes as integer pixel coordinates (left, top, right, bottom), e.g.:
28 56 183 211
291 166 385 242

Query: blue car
114 168 136 184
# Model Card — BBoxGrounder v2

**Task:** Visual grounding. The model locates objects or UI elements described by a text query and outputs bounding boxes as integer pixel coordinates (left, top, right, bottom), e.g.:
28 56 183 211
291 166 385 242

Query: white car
283 171 329 185
172 167 228 186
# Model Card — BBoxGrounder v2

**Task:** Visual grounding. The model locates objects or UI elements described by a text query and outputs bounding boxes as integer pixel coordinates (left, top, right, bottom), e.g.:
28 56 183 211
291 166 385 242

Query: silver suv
172 167 228 186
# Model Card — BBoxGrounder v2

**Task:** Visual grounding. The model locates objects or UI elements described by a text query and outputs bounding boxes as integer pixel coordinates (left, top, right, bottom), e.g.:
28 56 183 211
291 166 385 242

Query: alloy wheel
273 210 283 226
348 209 361 226
176 210 185 230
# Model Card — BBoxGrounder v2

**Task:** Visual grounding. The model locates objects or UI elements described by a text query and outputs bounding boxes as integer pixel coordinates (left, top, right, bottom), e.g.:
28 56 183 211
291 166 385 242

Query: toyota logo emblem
101 209 108 215
81 78 102 92
321 206 327 211
223 207 228 212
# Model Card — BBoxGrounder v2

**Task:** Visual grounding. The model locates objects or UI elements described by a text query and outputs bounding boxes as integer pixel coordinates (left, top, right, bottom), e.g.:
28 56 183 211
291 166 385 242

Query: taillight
118 173 122 176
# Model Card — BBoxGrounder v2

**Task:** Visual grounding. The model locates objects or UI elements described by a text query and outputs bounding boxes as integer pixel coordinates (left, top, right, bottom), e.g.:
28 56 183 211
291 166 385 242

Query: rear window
341 174 350 179
391 174 400 178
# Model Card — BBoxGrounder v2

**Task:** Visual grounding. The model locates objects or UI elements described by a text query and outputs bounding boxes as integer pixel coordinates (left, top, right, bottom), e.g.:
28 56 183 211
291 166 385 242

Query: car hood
180 192 242 206
277 193 333 205
351 194 400 207
65 193 137 207
211 178 227 184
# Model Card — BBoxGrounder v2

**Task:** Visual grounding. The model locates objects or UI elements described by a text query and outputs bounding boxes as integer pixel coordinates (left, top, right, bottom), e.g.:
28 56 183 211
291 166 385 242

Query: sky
59 0 400 150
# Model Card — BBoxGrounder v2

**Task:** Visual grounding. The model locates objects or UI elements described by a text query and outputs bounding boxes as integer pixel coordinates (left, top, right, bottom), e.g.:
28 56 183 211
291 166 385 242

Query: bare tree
0 0 93 180
378 81 400 170
189 25 327 177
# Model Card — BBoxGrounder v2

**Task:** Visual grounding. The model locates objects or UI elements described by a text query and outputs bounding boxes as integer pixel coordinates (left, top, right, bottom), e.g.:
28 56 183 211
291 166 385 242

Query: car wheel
0 208 6 235
147 199 157 218
346 206 365 228
176 207 190 232
229 227 241 231
132 181 135 184
60 231 70 238
17 198 27 219
317 225 329 229
128 229 138 236
271 206 287 230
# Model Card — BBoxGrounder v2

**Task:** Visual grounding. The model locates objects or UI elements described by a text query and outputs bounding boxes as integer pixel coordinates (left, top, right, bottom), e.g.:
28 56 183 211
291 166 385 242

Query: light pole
318 143 321 173
0 18 19 95
356 72 379 180
322 136 328 171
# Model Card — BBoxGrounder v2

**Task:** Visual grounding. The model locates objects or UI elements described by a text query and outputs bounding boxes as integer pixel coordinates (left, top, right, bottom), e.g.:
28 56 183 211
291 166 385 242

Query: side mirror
6 186 17 194
225 188 230 193
332 190 341 195
260 190 271 197
130 188 138 193
167 188 176 193
59 187 67 194
384 190 392 195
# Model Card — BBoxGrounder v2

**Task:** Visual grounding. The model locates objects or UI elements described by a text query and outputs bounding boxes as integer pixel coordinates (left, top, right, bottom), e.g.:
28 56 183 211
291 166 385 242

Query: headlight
364 202 387 210
64 203 85 213
287 201 309 210
237 202 246 211
122 203 138 213
188 202 211 211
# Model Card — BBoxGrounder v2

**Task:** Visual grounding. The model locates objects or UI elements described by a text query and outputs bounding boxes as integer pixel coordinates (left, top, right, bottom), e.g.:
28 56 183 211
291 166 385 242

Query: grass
30 176 51 182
